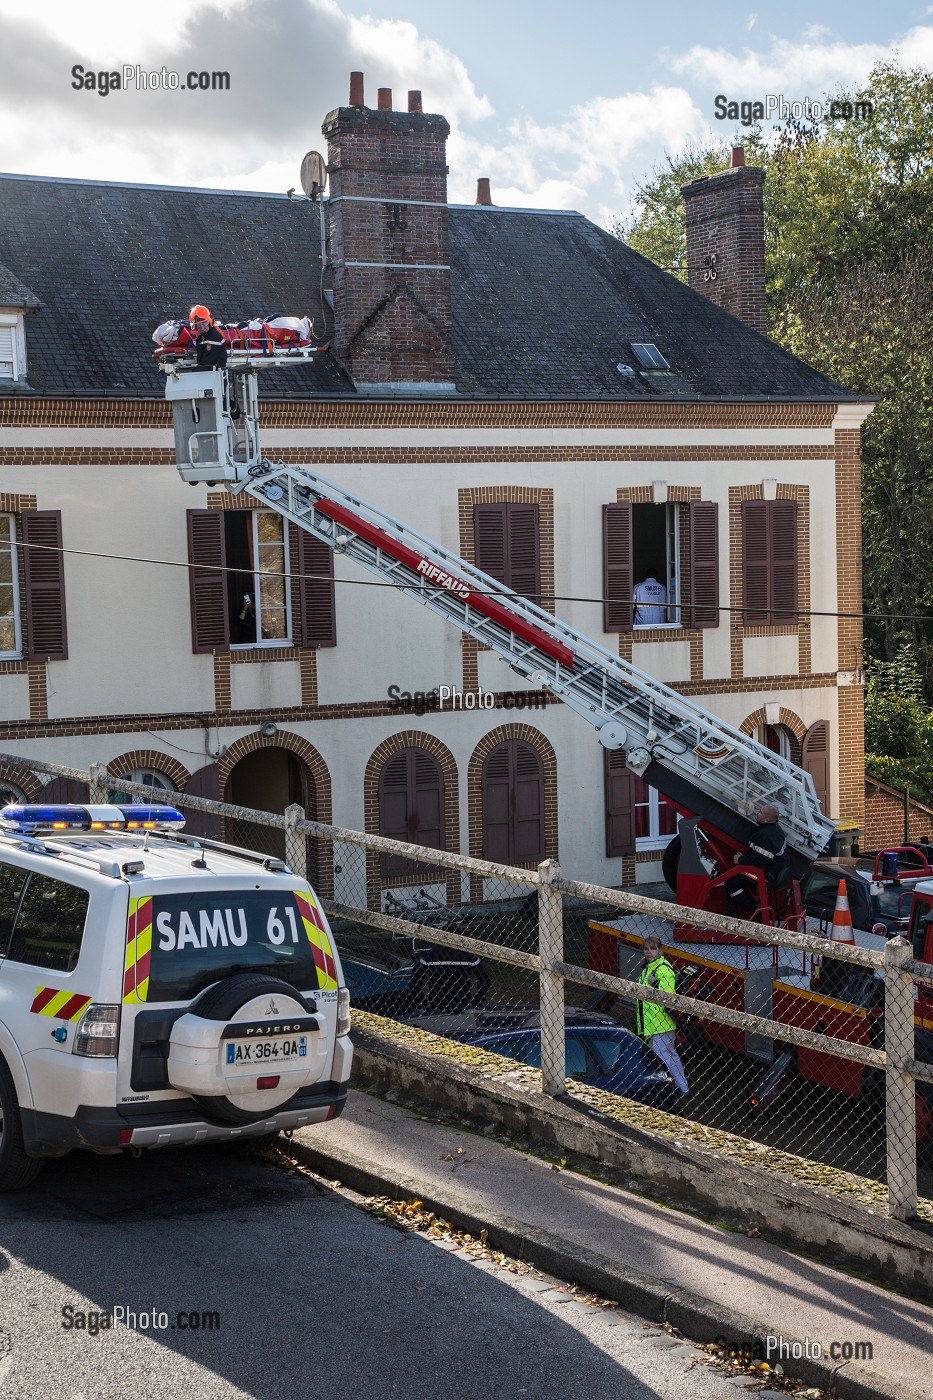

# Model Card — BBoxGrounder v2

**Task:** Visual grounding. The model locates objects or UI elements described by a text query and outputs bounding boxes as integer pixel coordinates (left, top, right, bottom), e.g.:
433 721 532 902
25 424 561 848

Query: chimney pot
476 177 492 206
377 87 392 111
731 146 745 167
349 71 364 107
408 89 422 113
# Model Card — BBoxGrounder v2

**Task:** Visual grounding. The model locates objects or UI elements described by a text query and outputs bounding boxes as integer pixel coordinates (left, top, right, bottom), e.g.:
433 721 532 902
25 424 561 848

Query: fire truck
159 342 933 1154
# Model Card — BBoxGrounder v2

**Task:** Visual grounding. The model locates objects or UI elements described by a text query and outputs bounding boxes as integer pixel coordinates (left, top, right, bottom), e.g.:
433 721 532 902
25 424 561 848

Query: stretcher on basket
152 314 316 360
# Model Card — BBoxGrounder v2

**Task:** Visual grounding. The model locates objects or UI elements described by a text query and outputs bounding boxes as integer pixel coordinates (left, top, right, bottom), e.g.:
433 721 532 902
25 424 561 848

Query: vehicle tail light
337 987 351 1037
73 1004 120 1057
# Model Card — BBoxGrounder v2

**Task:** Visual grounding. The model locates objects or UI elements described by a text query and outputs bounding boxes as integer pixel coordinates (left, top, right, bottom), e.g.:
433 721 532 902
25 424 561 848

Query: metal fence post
88 762 110 804
537 858 565 1097
884 936 918 1220
284 803 308 879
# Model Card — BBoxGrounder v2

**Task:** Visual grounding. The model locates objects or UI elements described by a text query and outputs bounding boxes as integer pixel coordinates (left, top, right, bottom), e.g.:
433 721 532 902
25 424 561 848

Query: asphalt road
0 1144 753 1400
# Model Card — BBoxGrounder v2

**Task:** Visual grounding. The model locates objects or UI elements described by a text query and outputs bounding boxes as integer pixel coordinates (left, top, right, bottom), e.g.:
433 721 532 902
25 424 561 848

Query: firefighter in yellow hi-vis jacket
637 936 689 1096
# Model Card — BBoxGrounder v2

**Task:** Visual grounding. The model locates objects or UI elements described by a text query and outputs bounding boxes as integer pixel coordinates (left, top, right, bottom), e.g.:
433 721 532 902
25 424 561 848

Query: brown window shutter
506 503 541 601
379 748 444 877
689 501 719 629
741 500 770 624
802 720 829 813
602 503 633 632
183 762 222 839
604 748 635 856
187 510 229 654
297 530 336 647
41 776 89 803
482 739 544 865
481 740 513 864
513 740 545 863
22 510 68 661
474 502 541 602
474 504 508 583
771 499 798 623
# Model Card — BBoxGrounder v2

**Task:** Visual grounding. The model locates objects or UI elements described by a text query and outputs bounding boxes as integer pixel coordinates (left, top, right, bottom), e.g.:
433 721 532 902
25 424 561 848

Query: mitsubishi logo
265 999 279 1015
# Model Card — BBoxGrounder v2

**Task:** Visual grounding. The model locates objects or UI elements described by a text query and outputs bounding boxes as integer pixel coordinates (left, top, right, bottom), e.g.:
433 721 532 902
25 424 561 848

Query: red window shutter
506 504 541 601
22 510 68 661
802 720 829 813
602 503 633 632
379 748 444 877
474 503 541 601
771 500 798 623
297 530 336 647
482 740 544 865
187 510 229 654
604 749 635 856
741 500 771 624
689 501 719 629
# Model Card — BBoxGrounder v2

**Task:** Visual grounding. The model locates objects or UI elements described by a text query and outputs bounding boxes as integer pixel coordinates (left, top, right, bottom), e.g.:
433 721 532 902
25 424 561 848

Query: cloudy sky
2 0 931 226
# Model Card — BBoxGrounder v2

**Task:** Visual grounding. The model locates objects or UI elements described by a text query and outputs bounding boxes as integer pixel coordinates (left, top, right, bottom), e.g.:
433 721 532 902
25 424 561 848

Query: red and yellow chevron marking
31 987 92 1021
123 896 153 1004
293 889 338 990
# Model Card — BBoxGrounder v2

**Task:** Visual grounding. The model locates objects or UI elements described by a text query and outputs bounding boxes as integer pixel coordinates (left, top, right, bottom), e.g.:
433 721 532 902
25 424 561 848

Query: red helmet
189 304 213 327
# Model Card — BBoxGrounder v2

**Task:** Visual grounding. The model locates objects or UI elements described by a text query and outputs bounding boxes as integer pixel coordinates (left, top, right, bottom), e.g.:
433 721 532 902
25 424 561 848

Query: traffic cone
830 879 855 944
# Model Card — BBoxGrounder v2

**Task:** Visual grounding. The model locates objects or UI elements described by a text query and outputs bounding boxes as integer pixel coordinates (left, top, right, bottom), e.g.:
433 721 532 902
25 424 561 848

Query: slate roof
0 259 41 309
0 173 860 402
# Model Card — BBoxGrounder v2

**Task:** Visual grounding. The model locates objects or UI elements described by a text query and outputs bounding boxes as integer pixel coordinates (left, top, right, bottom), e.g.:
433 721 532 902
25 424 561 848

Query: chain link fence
3 752 932 1221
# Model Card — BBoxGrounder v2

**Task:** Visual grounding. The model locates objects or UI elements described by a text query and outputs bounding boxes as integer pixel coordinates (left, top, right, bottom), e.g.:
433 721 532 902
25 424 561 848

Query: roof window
630 343 670 370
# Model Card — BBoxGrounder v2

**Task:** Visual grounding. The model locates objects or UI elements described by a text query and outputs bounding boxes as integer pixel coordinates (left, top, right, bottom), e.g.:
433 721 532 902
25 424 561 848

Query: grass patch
352 1008 933 1227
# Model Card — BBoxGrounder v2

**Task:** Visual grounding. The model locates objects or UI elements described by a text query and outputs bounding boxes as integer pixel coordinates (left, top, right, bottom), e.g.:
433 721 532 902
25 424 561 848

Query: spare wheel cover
167 973 323 1125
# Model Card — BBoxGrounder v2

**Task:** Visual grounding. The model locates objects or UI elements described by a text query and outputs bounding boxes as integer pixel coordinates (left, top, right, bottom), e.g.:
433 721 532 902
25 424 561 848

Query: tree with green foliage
864 647 933 802
616 60 933 698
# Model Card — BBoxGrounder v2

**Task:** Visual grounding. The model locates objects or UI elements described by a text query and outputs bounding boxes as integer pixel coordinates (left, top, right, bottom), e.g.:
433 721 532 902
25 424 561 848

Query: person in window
637 936 689 1096
235 590 256 644
725 802 792 918
633 567 667 626
188 305 227 369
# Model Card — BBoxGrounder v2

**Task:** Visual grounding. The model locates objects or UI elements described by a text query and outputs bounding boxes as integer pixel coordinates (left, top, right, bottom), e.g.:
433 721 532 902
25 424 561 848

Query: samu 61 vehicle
0 802 352 1189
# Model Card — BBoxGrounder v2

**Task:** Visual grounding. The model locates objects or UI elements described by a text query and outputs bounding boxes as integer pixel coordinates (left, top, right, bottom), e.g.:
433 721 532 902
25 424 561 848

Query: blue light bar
0 804 186 834
119 805 186 830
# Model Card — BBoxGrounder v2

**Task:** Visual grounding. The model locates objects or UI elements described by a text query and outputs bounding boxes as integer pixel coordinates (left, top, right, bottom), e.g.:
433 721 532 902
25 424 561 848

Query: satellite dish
300 151 327 199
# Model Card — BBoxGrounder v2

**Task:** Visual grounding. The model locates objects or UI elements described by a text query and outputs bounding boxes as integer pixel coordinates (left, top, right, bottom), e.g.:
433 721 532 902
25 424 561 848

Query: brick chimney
322 74 455 391
681 147 767 335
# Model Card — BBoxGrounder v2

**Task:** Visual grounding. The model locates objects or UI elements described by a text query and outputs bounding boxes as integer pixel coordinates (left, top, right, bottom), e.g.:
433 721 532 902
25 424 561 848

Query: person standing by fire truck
637 936 689 1096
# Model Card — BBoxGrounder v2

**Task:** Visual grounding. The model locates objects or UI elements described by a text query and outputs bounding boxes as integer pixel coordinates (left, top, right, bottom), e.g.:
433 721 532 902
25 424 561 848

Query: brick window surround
363 731 461 910
467 723 558 903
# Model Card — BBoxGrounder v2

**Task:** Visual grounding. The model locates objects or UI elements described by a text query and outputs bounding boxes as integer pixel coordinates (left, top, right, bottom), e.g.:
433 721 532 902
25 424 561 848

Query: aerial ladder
160 351 838 926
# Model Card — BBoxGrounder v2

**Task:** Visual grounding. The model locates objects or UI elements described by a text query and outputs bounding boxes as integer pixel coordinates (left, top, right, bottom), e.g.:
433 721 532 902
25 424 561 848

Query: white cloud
747 13 758 32
0 0 491 186
668 24 933 94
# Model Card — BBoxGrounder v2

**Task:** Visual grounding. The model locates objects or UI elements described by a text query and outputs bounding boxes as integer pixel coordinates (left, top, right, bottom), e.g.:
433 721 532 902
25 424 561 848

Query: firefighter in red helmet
188 305 227 369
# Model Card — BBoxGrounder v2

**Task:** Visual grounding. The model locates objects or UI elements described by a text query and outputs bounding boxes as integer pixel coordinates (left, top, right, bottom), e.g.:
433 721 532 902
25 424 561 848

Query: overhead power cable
7 535 929 626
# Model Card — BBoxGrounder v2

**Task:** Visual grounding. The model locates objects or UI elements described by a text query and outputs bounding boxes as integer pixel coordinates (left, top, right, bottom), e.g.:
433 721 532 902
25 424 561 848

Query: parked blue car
457 1024 673 1103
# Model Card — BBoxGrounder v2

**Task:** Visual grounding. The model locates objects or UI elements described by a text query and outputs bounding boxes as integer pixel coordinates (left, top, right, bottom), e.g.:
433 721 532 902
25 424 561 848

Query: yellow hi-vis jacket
636 955 677 1038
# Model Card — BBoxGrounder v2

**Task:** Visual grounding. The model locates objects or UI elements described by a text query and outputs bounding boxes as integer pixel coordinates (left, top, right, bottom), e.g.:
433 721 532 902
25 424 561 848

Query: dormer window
0 312 25 381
